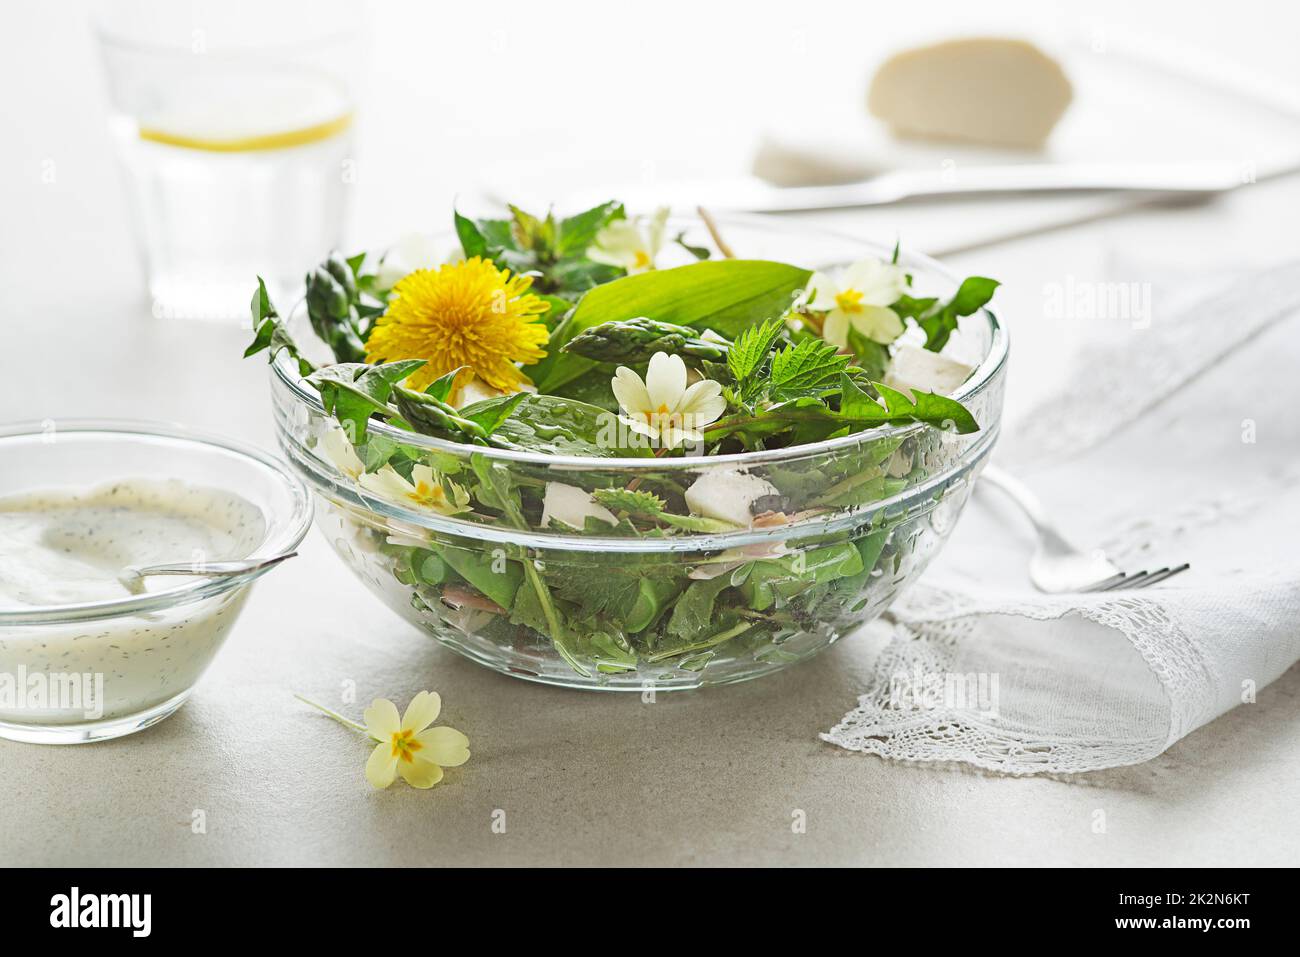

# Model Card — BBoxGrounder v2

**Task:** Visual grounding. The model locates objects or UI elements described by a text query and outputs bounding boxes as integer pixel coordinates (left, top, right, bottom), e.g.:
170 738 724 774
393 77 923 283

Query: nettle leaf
592 487 667 515
912 277 999 352
768 338 851 400
533 260 811 391
727 317 785 384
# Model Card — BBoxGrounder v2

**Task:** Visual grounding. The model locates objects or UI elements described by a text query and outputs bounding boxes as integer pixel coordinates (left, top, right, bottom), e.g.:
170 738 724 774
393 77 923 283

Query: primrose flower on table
612 351 726 449
359 464 471 515
362 691 470 789
588 206 670 274
295 690 471 791
805 257 910 348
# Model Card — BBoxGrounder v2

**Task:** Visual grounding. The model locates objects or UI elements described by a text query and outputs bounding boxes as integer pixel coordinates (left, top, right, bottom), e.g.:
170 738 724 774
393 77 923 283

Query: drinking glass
94 0 363 321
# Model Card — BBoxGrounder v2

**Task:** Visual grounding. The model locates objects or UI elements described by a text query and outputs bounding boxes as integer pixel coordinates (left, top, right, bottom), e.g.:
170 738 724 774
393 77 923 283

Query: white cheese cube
885 345 974 399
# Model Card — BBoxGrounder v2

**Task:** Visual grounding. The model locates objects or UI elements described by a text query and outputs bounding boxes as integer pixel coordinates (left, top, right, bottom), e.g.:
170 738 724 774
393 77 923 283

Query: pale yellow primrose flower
588 207 670 274
363 691 470 790
806 258 909 347
612 352 726 449
359 464 471 515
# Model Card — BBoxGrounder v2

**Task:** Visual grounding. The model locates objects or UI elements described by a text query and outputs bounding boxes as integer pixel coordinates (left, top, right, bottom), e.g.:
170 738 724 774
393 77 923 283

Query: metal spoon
117 552 298 595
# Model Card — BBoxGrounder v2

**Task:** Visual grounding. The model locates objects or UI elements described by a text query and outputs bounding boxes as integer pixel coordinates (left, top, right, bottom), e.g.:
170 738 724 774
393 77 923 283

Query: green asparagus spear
561 317 730 364
305 252 368 363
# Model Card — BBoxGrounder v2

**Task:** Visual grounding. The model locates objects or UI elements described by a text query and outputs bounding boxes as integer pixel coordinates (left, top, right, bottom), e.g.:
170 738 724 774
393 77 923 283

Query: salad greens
245 200 1000 681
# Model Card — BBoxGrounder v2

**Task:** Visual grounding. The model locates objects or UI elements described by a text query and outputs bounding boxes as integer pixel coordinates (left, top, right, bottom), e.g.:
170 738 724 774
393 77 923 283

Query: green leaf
555 200 624 257
739 543 864 610
454 210 489 259
674 232 711 261
914 276 999 351
665 576 734 641
439 546 521 608
845 327 891 381
768 338 850 400
727 317 785 384
307 360 425 443
488 394 652 458
872 382 980 434
837 372 877 420
458 392 527 437
533 260 811 391
423 367 466 404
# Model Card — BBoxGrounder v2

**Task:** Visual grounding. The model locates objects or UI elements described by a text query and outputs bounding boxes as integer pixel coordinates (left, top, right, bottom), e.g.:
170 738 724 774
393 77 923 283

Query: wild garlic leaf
489 394 653 458
768 338 851 400
534 260 811 391
727 317 785 384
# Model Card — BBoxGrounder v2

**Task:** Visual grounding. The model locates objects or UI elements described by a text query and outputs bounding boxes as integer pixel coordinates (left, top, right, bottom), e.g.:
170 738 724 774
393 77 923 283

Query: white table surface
3 0 1298 866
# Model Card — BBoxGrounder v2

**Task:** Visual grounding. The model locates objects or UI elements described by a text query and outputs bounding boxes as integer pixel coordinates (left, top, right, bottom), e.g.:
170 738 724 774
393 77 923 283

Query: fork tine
1082 572 1128 593
1130 563 1191 588
1101 570 1151 591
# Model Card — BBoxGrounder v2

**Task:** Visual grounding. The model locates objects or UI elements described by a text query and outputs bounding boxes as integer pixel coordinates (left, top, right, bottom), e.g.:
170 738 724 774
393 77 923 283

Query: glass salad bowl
0 421 312 742
269 218 1008 690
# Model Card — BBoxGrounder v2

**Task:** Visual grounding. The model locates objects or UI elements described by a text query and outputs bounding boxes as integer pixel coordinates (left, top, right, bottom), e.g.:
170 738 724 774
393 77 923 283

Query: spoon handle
119 552 297 593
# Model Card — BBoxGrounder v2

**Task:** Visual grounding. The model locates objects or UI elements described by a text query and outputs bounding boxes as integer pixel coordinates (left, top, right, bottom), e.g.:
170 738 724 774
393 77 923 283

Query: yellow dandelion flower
364 256 550 392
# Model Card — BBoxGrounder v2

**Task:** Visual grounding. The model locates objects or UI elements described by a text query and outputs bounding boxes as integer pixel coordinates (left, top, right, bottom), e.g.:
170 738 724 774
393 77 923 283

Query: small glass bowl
270 218 1009 690
0 421 311 743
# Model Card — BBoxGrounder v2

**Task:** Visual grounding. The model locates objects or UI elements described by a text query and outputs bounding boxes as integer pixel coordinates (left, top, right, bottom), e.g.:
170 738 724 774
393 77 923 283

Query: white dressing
0 479 265 725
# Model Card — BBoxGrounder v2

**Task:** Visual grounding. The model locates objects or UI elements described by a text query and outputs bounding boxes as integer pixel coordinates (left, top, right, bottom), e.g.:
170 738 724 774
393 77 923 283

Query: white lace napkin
824 261 1300 774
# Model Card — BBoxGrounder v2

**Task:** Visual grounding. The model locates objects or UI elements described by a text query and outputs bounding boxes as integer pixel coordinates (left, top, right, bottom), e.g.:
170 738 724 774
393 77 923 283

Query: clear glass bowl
0 421 312 742
270 218 1008 690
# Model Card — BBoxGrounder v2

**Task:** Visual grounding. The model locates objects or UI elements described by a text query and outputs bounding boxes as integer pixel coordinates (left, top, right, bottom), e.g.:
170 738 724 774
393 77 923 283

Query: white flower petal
646 206 671 256
645 352 687 412
363 698 401 739
851 305 905 343
805 271 840 312
359 466 415 500
822 310 850 347
365 741 399 789
321 427 364 480
397 753 445 789
401 690 442 734
611 366 651 415
415 726 471 767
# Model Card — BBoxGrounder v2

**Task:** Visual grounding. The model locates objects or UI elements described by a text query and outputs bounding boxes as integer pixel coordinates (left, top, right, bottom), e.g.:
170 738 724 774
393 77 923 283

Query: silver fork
980 467 1189 594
